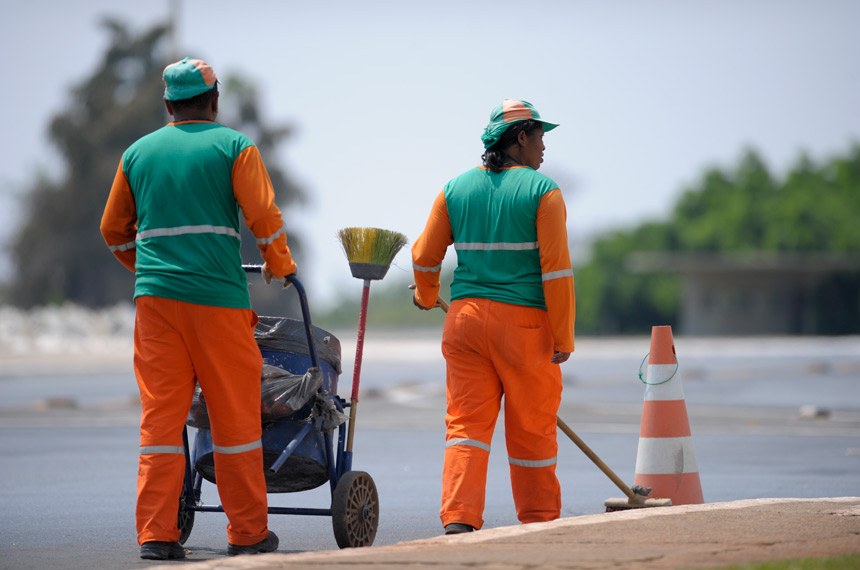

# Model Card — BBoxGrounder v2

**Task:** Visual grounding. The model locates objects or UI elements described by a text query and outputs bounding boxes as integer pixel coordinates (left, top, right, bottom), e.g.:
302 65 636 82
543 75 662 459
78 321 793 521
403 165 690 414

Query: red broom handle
351 280 371 402
346 279 371 455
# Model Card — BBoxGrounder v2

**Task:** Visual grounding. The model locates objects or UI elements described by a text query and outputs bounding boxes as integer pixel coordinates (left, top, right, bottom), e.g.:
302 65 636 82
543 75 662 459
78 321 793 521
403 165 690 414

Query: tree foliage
7 19 304 308
671 148 860 253
575 146 860 334
574 223 681 335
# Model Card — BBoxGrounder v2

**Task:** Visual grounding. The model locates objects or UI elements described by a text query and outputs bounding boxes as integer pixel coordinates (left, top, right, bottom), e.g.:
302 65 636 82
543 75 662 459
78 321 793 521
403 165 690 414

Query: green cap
163 57 218 101
481 99 558 149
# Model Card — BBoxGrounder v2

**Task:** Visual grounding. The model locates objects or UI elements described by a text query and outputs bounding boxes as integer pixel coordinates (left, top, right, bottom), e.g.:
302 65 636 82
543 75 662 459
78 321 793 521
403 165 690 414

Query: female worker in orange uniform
412 99 575 534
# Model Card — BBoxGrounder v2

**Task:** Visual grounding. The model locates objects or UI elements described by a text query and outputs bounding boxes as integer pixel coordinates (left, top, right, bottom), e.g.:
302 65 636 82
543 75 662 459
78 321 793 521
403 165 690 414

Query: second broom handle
556 416 638 501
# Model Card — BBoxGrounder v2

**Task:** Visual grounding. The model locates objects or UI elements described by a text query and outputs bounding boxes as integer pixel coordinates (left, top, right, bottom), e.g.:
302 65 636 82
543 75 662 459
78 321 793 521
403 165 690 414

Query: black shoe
140 541 186 560
227 530 279 556
444 523 476 535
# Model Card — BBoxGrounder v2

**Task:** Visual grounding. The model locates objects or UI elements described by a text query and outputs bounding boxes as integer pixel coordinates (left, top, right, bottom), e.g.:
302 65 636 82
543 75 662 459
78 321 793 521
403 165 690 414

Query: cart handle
242 265 319 369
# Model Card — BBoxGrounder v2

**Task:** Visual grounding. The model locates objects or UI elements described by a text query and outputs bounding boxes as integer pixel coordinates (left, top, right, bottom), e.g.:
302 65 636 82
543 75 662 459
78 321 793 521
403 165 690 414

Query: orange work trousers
440 298 562 530
133 296 269 546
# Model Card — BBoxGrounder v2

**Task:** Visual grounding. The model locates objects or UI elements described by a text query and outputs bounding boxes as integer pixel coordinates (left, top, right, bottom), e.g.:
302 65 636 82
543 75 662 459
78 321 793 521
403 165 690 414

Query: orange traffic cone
632 325 704 505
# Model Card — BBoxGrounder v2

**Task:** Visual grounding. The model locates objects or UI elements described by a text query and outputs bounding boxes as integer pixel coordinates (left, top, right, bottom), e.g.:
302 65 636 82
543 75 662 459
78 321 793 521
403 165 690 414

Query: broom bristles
337 227 408 280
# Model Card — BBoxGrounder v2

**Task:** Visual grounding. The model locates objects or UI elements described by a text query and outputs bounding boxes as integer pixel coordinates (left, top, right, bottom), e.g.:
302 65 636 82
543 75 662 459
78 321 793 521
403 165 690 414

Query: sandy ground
142 498 860 570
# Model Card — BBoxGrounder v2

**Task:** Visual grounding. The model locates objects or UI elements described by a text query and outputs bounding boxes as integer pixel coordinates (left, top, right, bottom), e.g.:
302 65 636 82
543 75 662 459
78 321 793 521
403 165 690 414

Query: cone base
633 472 704 505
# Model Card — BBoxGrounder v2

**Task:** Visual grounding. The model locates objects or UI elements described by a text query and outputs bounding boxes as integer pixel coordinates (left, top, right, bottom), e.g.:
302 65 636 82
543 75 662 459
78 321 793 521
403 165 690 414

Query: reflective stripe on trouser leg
440 299 504 530
441 439 492 530
137 450 186 544
507 457 560 523
491 301 563 524
508 456 557 468
133 296 197 545
183 303 268 547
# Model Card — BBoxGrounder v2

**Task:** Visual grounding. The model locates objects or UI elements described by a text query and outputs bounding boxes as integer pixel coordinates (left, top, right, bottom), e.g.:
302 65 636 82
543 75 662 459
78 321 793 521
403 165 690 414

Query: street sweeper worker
100 57 296 560
411 99 575 535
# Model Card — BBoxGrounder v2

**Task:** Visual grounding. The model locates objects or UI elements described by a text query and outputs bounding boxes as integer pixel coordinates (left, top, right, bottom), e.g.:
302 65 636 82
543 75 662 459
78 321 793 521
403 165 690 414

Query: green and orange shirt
100 120 296 309
412 166 575 352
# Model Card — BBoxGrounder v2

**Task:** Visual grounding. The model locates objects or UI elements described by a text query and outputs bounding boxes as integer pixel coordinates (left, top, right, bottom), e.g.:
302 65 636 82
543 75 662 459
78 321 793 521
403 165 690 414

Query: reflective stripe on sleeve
454 241 538 251
541 268 574 281
110 241 137 252
213 439 262 455
140 445 184 455
413 262 442 272
256 225 286 245
137 225 241 241
446 438 491 452
508 455 557 468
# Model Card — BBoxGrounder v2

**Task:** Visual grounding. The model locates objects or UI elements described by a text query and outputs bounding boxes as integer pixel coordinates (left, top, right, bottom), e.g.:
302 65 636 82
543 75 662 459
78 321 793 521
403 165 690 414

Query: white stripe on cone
643 364 686 401
634 436 700 474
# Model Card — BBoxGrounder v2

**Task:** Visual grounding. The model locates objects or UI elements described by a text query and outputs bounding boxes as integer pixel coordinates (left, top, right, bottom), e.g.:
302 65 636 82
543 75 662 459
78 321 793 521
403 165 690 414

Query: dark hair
481 119 542 172
169 83 219 112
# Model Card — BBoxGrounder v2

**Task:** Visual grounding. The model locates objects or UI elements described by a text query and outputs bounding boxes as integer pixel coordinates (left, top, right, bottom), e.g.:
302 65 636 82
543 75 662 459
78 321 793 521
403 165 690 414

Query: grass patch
722 554 860 570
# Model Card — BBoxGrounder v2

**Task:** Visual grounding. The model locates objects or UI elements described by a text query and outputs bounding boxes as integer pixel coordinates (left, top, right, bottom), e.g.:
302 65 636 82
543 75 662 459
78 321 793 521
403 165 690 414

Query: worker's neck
503 150 524 167
172 112 216 123
170 101 217 123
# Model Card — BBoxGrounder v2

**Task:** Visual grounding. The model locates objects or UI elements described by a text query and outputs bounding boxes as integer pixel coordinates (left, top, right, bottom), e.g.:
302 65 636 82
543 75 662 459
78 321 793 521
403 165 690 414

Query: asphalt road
1 335 859 569
1 396 858 569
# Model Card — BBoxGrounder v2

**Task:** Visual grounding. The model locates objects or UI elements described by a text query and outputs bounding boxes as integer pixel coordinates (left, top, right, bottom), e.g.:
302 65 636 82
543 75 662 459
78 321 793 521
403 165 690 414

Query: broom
431 297 671 512
337 227 408 472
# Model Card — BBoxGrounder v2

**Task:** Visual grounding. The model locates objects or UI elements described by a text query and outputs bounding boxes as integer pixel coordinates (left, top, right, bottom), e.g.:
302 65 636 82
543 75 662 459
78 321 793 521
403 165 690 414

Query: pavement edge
147 497 860 569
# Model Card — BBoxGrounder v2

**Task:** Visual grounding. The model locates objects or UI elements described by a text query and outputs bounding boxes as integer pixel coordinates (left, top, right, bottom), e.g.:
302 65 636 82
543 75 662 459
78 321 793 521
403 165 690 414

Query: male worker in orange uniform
100 57 296 560
412 99 575 534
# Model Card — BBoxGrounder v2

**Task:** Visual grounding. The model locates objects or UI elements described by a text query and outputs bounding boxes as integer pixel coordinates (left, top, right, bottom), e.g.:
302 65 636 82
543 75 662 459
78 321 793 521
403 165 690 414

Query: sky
1 0 859 308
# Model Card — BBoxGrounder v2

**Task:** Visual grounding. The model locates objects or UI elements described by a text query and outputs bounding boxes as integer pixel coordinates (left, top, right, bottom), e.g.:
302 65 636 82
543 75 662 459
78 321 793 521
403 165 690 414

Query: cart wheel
178 487 195 545
332 471 379 548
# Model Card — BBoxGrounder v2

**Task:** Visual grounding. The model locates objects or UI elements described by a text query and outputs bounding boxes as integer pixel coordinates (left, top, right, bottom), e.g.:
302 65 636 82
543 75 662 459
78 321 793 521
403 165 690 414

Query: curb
149 497 860 569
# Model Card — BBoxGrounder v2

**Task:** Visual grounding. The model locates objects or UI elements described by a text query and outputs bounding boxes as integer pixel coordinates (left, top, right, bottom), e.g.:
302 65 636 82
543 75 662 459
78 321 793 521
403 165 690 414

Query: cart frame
177 267 379 548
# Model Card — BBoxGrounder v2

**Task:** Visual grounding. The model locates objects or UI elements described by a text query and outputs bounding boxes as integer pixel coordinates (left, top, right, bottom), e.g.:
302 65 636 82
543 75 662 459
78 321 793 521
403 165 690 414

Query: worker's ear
516 129 529 147
211 91 219 116
164 100 174 116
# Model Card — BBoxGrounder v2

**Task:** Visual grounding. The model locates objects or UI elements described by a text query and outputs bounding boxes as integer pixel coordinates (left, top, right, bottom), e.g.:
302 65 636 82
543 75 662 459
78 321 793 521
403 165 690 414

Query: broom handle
556 416 638 501
433 297 637 502
346 279 371 453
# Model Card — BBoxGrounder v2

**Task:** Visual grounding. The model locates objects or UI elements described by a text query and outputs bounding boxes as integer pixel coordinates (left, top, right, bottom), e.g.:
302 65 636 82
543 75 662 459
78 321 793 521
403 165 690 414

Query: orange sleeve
536 189 576 352
411 191 452 309
100 159 138 273
232 145 297 277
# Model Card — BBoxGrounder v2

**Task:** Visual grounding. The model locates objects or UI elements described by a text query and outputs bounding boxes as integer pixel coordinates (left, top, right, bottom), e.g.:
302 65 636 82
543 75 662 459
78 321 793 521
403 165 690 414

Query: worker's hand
408 283 438 311
551 351 571 364
262 263 292 287
262 262 278 284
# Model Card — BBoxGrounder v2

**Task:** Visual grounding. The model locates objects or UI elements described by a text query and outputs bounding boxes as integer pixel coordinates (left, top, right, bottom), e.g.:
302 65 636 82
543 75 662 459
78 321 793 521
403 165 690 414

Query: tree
575 147 860 334
673 150 776 252
7 18 304 309
574 223 680 335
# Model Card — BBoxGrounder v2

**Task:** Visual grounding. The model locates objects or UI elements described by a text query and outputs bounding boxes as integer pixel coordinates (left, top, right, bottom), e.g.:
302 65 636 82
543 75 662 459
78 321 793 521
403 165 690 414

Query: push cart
177 266 379 548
